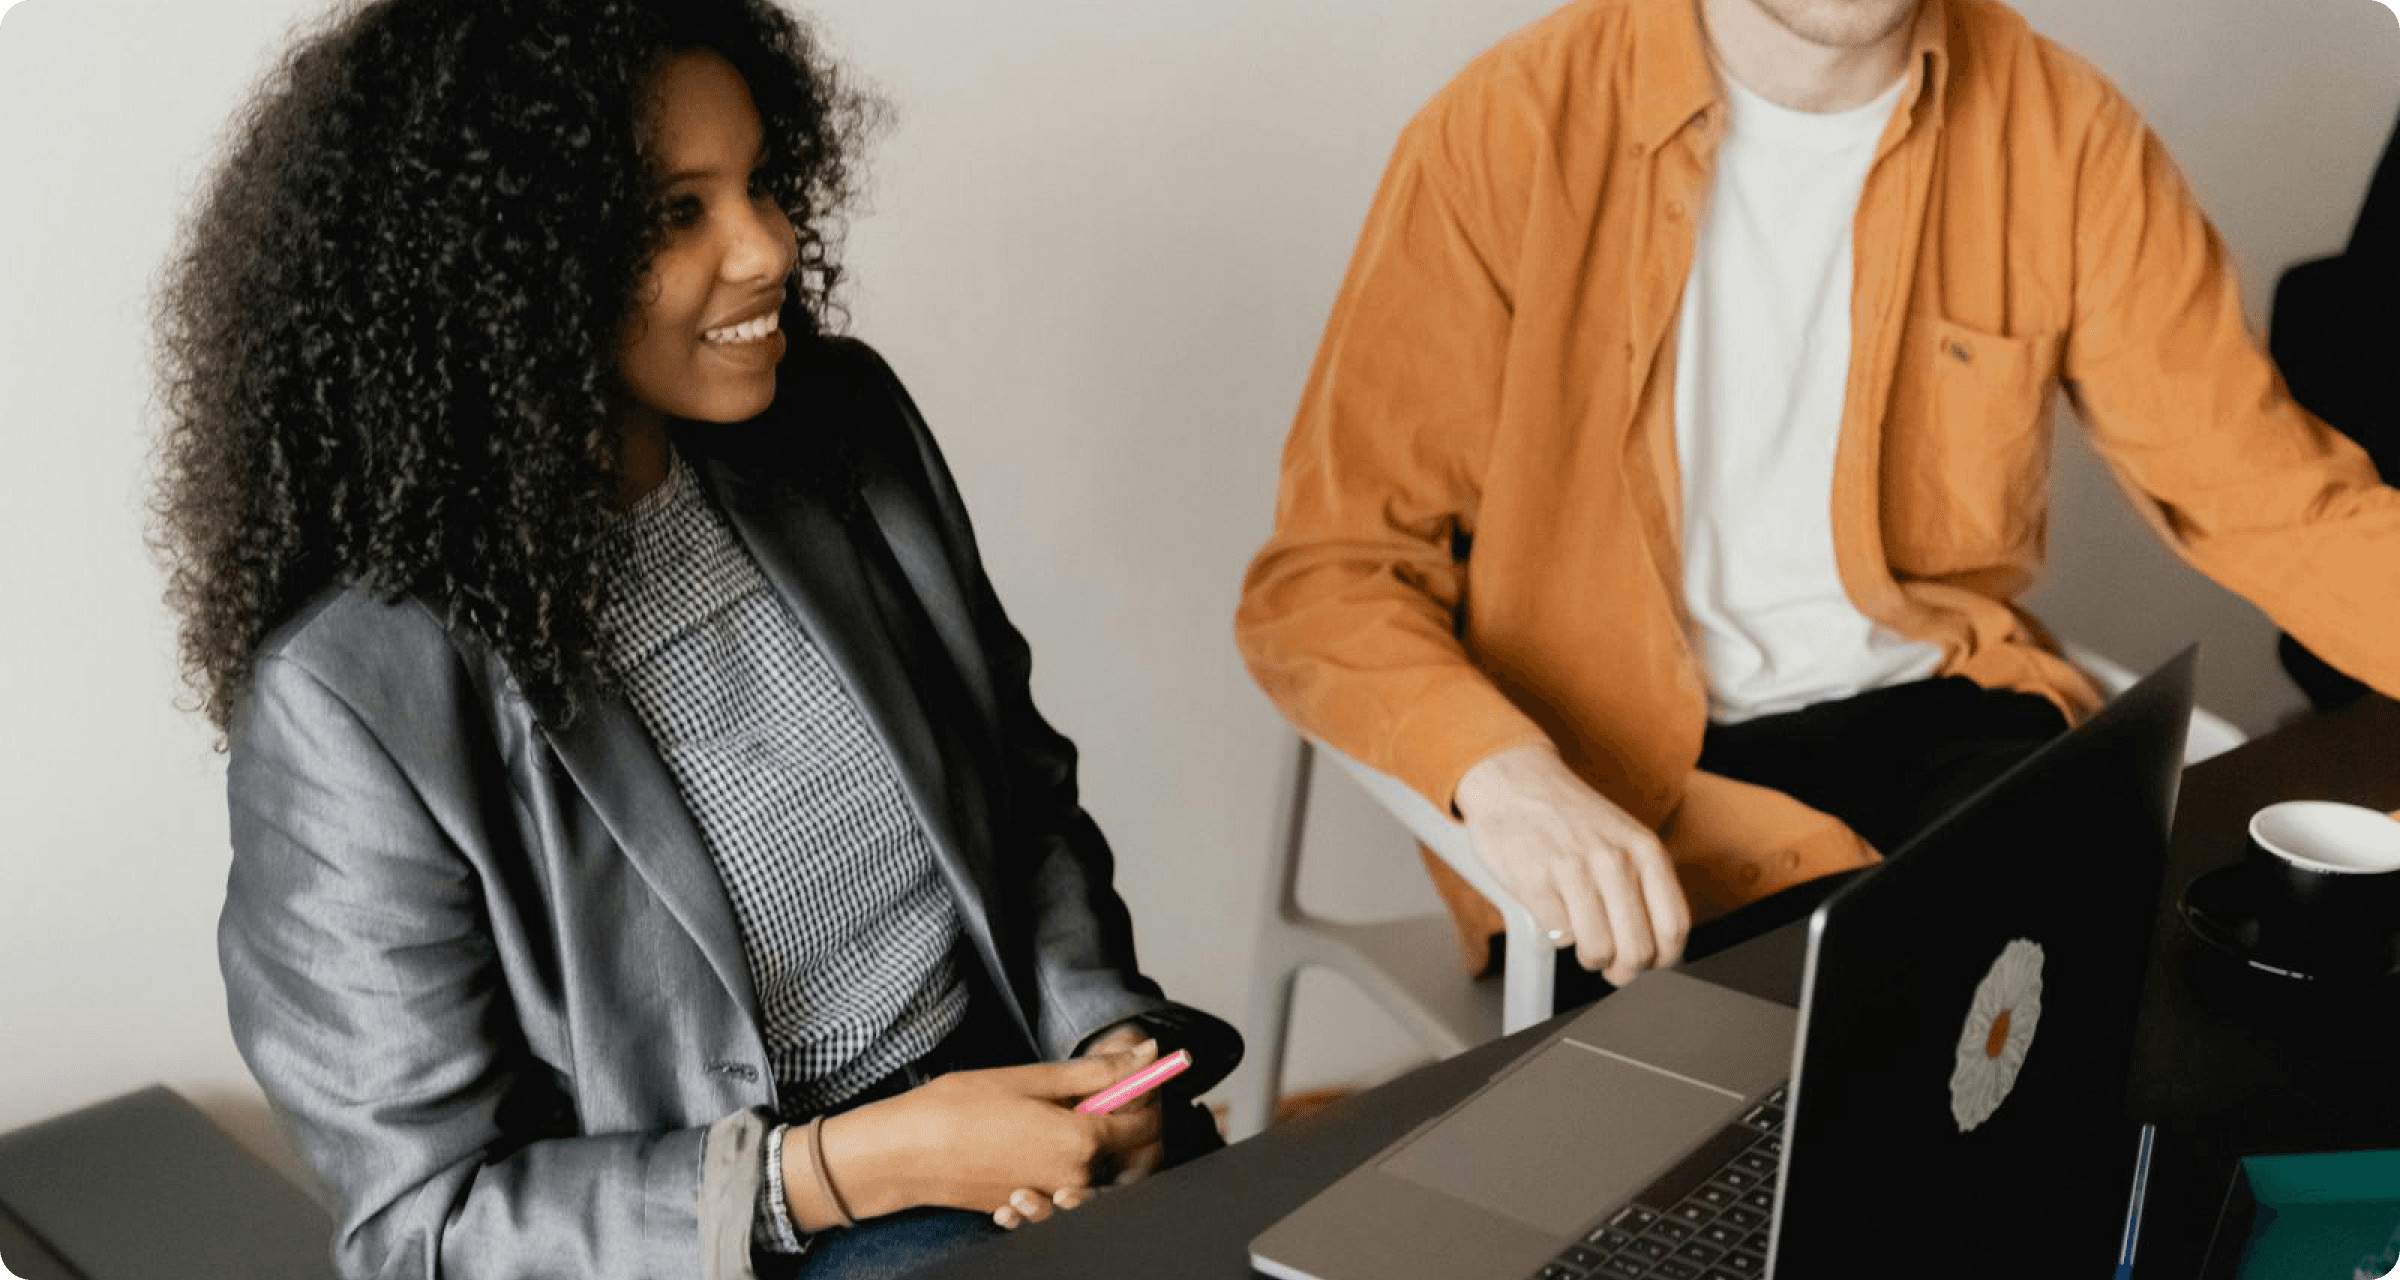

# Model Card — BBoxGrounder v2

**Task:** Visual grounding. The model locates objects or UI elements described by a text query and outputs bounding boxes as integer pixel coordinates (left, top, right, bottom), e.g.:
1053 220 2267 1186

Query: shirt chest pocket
1880 315 2063 577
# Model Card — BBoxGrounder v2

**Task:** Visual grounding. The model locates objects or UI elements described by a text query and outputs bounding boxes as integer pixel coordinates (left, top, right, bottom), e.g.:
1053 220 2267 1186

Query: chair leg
1501 924 1555 1033
1228 961 1299 1141
1231 736 1316 1141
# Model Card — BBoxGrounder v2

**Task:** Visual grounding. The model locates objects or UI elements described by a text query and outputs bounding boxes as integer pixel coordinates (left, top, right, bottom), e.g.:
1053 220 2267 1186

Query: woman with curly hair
150 0 1237 1275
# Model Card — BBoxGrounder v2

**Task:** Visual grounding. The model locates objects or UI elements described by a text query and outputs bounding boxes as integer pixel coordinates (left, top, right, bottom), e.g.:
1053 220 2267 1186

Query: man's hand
1454 744 1691 987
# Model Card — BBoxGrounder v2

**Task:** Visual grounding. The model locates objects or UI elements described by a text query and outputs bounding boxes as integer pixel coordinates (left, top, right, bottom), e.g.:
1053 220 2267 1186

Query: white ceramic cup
2246 801 2400 926
2249 802 2400 876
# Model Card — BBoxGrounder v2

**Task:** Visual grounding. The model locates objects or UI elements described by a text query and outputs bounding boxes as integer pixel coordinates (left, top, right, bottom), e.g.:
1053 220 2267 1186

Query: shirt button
1667 200 1686 221
1630 141 1647 158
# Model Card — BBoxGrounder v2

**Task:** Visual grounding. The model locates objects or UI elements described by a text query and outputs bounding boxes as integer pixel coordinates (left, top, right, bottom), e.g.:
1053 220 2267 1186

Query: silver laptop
1251 650 2195 1280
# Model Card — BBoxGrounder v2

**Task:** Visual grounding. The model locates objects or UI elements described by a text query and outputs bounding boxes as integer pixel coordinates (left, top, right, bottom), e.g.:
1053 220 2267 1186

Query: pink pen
1077 1049 1193 1114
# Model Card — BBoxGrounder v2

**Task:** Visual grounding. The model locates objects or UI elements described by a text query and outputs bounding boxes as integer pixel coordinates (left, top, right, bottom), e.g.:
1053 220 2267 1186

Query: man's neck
1698 0 1919 112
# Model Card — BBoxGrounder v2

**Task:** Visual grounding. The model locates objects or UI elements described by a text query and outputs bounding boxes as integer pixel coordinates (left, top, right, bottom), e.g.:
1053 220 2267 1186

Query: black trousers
1552 675 2070 1010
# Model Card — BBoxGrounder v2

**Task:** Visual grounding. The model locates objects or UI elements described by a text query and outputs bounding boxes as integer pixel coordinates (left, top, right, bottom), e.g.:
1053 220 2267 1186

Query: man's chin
1758 0 1920 50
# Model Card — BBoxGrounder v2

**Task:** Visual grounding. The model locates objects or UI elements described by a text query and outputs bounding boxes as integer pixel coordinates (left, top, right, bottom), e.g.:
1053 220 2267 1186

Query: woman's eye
662 196 704 230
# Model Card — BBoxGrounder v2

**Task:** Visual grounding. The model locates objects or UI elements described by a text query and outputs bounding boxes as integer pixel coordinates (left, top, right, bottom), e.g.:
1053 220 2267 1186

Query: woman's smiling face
617 49 799 435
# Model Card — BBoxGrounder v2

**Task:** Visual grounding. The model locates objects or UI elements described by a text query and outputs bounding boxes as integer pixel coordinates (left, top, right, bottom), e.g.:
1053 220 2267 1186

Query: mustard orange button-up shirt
1235 0 2400 951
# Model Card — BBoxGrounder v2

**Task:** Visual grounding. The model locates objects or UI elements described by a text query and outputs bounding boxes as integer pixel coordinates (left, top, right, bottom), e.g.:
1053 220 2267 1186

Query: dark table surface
918 695 2400 1280
0 1086 338 1280
2125 694 2400 1277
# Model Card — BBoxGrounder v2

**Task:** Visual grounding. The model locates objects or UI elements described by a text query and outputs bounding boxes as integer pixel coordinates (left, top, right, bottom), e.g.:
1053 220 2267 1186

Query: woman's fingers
1115 1133 1167 1183
987 1040 1158 1103
1011 1188 1054 1223
919 1052 1168 1214
995 1184 1089 1229
942 1041 1155 1121
1090 1095 1164 1154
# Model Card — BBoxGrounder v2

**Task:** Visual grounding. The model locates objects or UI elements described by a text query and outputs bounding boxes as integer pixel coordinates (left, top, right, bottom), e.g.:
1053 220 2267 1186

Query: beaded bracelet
762 1123 805 1250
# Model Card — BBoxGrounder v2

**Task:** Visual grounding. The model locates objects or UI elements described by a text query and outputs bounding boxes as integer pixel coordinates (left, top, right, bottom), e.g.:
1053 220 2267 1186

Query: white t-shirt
1672 73 1939 725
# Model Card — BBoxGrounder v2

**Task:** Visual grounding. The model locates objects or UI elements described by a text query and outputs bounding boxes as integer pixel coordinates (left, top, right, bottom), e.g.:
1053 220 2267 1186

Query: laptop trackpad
1378 1044 1745 1237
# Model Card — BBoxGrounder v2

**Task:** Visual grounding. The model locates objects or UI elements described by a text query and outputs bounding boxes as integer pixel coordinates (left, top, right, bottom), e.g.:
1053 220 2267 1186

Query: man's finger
1490 843 1573 943
1588 843 1656 984
1632 839 1691 966
1554 864 1618 975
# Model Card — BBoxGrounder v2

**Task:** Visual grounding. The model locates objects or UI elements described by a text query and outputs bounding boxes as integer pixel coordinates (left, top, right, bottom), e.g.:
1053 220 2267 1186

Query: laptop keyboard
1529 1085 1786 1280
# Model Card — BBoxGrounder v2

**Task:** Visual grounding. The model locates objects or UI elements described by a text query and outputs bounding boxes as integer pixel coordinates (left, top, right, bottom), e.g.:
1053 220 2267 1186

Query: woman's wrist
786 1097 916 1225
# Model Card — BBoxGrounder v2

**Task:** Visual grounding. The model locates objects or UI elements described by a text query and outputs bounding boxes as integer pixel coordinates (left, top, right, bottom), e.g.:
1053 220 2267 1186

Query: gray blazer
220 339 1174 1280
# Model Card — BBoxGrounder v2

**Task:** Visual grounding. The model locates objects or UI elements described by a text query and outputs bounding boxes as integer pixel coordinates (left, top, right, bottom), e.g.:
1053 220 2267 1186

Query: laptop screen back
1771 650 2194 1275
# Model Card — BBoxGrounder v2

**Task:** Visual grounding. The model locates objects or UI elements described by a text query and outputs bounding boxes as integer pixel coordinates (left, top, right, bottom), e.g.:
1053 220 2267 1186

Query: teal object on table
2232 1150 2400 1280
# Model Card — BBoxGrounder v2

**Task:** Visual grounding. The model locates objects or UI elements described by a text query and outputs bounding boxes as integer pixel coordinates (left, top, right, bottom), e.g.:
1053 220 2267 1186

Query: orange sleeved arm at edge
1234 78 1557 815
2064 83 2400 698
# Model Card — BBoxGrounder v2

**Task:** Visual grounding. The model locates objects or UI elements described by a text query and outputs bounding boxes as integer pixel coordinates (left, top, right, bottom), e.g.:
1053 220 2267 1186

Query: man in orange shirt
1235 0 2400 999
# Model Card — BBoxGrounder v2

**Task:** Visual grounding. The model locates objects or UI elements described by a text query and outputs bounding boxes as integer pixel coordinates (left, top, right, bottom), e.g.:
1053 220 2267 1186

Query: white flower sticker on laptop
1950 938 2045 1132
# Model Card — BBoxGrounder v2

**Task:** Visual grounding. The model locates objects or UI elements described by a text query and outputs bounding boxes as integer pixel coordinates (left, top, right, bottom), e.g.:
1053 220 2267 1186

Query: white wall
2 0 2394 1182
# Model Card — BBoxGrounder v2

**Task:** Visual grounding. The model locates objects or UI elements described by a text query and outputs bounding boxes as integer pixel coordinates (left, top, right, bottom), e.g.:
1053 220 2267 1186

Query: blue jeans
787 1207 1006 1279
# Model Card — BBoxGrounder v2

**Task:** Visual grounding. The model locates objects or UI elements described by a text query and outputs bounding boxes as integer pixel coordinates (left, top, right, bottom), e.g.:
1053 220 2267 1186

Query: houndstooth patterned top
597 450 970 1250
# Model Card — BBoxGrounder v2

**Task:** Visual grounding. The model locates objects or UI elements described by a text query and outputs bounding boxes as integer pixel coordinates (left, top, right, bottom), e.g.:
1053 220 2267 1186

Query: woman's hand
805 1042 1163 1229
991 1028 1163 1228
1074 1023 1168 1185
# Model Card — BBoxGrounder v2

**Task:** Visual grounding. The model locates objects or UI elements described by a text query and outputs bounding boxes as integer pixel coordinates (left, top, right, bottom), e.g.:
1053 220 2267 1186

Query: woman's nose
724 201 798 285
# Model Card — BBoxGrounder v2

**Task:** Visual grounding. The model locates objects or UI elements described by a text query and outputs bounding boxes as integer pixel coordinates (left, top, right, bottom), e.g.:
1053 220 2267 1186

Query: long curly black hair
152 0 876 735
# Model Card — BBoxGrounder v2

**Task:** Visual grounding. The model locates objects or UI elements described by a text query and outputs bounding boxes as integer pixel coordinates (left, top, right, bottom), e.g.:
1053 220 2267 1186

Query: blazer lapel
542 689 763 1026
689 446 1010 949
